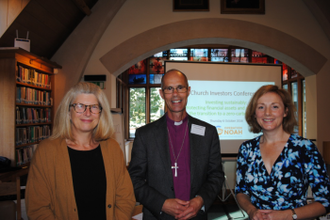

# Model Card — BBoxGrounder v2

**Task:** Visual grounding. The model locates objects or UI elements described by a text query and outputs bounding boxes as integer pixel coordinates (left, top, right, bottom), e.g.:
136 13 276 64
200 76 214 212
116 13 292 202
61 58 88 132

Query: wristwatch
291 209 297 220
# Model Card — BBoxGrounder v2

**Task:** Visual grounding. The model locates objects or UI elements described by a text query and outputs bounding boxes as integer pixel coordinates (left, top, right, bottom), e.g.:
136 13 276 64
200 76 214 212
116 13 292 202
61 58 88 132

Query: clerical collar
166 113 188 126
174 121 182 126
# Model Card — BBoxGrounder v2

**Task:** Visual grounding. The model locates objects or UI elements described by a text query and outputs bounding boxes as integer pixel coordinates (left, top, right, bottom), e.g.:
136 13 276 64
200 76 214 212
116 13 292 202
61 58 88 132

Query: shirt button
108 204 112 208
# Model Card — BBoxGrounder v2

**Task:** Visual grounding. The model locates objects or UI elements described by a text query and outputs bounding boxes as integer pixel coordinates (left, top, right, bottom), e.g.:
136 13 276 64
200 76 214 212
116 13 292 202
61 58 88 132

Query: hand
259 209 293 220
161 198 189 217
249 209 293 220
176 196 204 220
248 208 272 220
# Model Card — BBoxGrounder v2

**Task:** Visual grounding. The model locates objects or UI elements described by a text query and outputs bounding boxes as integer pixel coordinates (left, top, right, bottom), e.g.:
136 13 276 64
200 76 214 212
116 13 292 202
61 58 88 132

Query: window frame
119 47 305 140
282 68 305 136
123 59 165 139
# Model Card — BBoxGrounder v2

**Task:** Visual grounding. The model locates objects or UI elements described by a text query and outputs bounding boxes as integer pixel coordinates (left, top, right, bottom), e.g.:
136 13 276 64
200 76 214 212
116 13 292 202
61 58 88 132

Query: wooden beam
71 0 92 16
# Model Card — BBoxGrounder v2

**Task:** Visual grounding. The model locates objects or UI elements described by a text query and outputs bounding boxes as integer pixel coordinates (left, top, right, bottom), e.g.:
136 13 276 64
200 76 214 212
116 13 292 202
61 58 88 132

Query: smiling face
255 92 288 133
159 70 190 121
70 93 101 136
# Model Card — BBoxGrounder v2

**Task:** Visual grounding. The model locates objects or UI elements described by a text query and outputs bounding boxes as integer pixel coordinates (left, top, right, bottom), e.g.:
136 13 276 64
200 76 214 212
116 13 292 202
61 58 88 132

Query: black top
68 145 106 220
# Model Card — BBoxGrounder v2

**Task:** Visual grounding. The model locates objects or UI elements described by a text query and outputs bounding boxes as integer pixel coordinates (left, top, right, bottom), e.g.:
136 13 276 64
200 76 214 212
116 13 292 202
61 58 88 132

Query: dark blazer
128 114 224 220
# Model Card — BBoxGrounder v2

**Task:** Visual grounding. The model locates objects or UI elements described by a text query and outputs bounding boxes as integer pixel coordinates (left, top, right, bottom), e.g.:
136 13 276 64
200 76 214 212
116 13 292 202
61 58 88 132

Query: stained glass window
231 48 249 63
211 49 228 62
190 48 208 61
169 48 188 60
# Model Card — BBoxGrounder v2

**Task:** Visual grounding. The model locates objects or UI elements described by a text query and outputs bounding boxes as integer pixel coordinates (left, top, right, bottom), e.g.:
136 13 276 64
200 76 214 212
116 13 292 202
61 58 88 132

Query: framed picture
220 0 265 14
173 0 209 12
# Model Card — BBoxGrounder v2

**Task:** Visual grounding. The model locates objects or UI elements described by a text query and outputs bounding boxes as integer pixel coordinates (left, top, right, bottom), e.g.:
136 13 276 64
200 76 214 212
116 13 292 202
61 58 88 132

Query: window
127 59 147 85
149 57 165 84
169 48 188 60
150 87 164 123
291 81 299 134
282 64 289 81
190 48 208 61
231 48 249 63
125 52 166 138
128 86 165 138
129 88 146 138
119 47 305 139
280 61 305 137
302 80 307 137
283 84 288 91
210 48 228 62
251 50 268 63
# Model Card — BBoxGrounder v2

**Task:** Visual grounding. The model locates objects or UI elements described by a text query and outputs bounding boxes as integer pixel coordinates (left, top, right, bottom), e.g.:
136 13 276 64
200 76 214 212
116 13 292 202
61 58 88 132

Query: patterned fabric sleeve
299 139 330 213
235 141 251 196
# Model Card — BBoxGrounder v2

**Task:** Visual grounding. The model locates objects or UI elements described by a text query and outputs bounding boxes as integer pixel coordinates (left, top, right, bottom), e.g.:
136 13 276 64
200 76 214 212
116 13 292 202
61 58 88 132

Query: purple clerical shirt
166 114 191 201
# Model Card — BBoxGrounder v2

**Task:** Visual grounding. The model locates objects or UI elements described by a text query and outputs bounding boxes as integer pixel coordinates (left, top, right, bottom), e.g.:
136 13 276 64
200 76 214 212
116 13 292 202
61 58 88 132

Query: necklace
167 122 188 177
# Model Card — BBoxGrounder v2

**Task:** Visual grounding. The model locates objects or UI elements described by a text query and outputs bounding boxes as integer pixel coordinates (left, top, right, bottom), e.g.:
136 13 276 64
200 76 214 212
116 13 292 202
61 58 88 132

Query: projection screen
165 61 282 155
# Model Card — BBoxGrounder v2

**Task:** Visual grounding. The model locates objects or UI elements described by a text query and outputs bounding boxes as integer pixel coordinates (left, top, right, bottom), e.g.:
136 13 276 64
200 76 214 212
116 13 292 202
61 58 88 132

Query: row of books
16 86 52 105
16 144 38 166
16 65 51 89
16 125 51 146
16 107 52 124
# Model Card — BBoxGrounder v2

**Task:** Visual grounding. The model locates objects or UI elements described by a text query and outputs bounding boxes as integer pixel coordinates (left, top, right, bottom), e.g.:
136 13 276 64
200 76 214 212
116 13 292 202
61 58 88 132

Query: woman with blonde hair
26 82 135 220
235 85 330 220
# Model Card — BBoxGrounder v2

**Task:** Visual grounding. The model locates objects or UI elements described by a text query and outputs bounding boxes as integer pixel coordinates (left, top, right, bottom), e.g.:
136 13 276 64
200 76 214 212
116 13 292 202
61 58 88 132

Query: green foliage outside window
150 87 164 123
129 88 146 136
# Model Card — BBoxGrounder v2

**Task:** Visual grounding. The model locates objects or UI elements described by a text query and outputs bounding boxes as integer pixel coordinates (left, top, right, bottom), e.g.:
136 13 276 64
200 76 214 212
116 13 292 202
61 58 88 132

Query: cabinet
0 48 61 167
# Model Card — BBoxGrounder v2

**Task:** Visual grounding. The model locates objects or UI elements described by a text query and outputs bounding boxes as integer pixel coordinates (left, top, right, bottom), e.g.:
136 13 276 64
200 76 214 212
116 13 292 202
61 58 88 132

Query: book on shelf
27 108 32 124
16 107 52 124
16 86 51 105
15 125 51 146
2 49 60 167
16 144 38 166
16 106 21 124
16 65 52 88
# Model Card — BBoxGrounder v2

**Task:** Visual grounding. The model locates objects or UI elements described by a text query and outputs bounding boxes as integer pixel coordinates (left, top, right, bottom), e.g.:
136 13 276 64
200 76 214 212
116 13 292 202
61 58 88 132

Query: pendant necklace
167 122 188 177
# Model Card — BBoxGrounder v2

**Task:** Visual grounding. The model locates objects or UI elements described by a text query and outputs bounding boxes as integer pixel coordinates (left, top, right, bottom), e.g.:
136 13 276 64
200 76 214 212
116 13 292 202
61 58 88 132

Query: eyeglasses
70 103 102 114
162 85 187 94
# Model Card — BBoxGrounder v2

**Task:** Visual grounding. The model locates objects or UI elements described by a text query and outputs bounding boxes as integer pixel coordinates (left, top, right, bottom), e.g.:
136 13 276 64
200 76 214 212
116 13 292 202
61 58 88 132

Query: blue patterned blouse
235 134 330 212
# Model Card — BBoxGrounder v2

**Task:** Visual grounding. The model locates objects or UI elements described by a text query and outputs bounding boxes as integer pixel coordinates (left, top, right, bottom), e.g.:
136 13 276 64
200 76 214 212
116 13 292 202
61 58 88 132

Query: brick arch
100 18 326 77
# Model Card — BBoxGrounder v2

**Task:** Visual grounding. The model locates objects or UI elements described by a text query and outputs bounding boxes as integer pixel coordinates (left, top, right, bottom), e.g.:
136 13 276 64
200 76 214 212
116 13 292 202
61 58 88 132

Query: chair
0 168 28 220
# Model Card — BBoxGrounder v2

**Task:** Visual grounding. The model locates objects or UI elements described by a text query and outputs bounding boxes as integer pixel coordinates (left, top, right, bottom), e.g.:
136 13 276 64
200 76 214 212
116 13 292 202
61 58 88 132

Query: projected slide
187 81 272 140
165 61 282 154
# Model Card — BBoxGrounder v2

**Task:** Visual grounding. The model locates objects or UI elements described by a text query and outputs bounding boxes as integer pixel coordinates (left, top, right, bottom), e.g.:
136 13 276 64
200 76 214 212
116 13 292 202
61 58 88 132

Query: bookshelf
0 48 61 167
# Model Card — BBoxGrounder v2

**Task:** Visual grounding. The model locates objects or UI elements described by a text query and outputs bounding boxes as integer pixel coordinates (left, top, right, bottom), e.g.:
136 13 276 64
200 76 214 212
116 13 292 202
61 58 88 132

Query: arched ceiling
100 18 327 78
0 0 99 59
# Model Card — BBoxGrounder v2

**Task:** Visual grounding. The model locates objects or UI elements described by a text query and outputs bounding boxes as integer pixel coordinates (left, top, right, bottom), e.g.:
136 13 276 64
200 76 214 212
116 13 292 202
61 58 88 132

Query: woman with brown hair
235 85 330 220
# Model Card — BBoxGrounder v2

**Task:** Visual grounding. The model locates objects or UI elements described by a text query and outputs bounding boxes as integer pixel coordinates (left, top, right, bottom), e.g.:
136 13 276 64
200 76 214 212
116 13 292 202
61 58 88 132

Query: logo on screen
223 127 243 135
216 126 243 136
